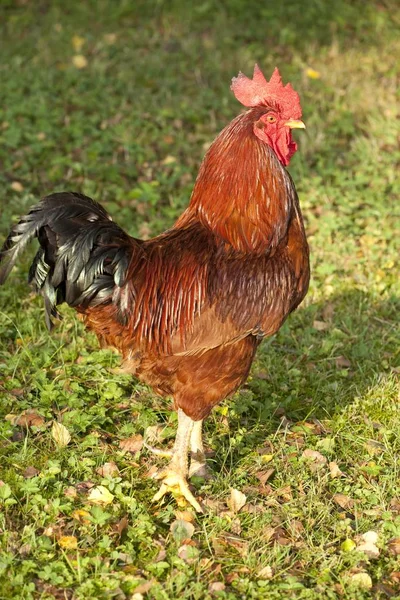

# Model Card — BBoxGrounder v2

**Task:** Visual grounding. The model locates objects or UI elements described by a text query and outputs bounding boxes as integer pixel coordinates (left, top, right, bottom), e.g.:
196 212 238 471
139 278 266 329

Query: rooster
0 65 309 512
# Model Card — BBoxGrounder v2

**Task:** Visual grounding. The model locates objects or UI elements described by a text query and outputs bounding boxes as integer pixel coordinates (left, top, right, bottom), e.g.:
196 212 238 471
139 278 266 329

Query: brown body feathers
83 107 309 419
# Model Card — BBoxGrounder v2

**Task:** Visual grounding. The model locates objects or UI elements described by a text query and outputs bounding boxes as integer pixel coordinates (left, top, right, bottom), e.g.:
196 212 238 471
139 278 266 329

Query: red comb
231 64 302 119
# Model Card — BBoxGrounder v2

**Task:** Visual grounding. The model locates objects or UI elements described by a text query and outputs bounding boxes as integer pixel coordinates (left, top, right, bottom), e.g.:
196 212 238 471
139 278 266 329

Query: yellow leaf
71 35 85 52
305 67 321 79
87 485 114 505
58 535 78 550
227 488 247 513
72 55 88 69
72 509 91 524
260 454 274 464
51 421 71 448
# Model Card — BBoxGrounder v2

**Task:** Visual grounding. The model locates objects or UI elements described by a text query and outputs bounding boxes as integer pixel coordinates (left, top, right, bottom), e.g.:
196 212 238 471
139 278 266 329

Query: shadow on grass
222 288 399 442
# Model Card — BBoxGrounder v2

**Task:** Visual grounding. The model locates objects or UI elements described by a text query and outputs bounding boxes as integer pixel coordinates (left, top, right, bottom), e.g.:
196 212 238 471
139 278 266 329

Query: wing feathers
0 192 141 328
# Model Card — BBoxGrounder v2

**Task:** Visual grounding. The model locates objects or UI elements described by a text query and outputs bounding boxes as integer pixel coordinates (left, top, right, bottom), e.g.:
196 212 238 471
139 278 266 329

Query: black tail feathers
0 192 139 329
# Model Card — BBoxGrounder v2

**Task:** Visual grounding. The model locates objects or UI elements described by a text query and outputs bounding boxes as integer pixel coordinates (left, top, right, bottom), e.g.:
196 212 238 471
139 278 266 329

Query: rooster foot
152 469 203 513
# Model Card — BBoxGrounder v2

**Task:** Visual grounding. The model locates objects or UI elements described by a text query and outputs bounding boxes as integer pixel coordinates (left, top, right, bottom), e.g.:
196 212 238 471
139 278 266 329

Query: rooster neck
176 110 296 255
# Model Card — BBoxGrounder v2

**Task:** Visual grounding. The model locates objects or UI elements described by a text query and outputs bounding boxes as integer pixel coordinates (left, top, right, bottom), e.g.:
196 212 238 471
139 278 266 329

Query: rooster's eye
266 114 277 124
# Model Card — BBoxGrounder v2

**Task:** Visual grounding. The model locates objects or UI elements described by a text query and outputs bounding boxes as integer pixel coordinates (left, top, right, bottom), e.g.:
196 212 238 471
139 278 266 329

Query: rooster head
231 64 305 166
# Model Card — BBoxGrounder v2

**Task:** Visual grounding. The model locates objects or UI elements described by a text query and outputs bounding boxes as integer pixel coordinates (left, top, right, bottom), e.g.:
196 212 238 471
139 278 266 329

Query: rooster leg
152 409 203 512
188 419 208 478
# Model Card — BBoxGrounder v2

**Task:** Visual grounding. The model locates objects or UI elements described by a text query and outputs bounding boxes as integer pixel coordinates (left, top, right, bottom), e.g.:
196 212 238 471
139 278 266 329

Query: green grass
1 1 399 598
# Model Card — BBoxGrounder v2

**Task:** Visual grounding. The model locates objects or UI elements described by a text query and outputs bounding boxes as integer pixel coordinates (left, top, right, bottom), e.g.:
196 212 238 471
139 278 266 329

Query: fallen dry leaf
23 466 39 478
313 319 329 331
174 510 195 523
329 461 344 479
227 488 247 513
388 538 400 556
364 440 385 456
11 181 24 192
119 434 143 453
64 486 77 499
302 449 327 463
96 461 120 477
256 469 275 485
335 356 352 369
349 572 372 590
87 485 114 505
58 536 78 550
114 515 129 538
170 519 195 544
333 493 354 510
71 509 91 524
209 582 225 594
257 565 273 580
72 54 88 69
51 421 71 448
132 580 155 595
7 410 45 428
357 541 379 559
178 543 199 564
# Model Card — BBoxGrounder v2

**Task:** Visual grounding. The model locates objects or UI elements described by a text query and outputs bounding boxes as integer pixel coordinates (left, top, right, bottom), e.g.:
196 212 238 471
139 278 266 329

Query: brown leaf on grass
96 461 120 477
389 498 400 514
64 486 78 499
133 580 155 595
174 510 195 523
302 449 327 463
8 410 45 428
255 468 275 485
227 488 247 513
333 493 354 510
276 485 293 502
215 533 248 557
23 466 39 478
119 434 143 453
113 515 129 539
364 440 385 456
9 388 25 397
335 355 352 369
329 461 344 478
209 582 225 594
313 319 329 331
388 538 400 556
178 543 199 564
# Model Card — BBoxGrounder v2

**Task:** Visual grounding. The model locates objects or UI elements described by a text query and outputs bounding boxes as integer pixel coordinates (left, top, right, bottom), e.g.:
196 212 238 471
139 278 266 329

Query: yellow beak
284 119 306 129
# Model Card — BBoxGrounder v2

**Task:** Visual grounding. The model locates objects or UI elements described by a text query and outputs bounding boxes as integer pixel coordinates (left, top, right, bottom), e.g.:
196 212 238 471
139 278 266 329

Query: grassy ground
1 1 399 598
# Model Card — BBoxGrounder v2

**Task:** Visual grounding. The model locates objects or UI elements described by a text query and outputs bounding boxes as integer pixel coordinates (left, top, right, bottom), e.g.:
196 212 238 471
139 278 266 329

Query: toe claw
152 470 203 513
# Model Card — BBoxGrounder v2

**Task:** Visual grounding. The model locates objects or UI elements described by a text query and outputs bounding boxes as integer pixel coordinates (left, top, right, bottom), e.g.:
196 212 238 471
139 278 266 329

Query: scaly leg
188 419 208 478
152 409 203 512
